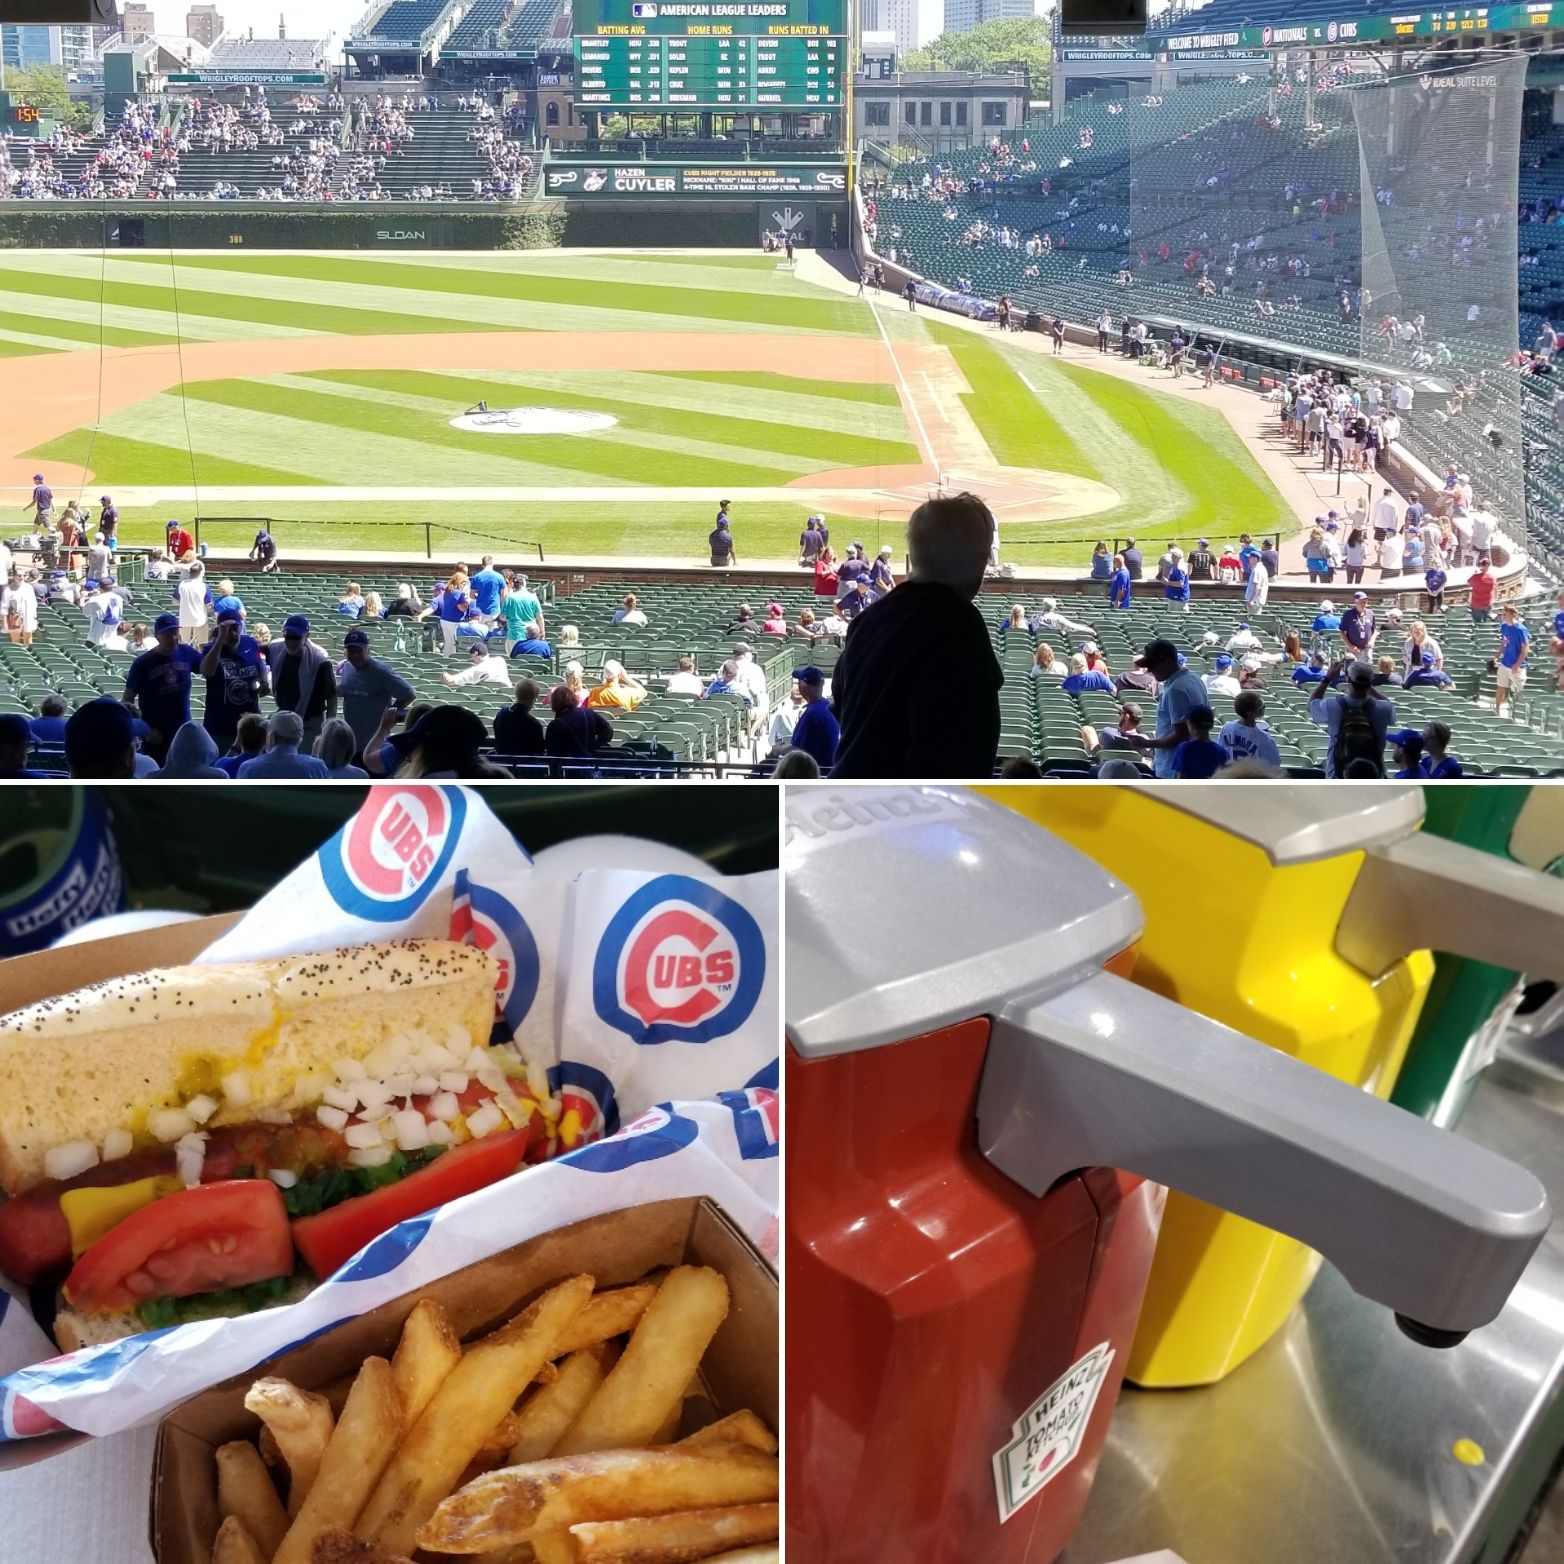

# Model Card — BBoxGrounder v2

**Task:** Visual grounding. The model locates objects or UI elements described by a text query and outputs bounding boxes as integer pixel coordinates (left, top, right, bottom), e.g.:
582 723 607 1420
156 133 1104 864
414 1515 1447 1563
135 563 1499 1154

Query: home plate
450 407 618 435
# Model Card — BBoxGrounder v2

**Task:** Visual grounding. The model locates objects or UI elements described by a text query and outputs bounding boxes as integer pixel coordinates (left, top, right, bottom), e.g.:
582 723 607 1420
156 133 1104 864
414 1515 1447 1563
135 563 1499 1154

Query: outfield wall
0 201 848 251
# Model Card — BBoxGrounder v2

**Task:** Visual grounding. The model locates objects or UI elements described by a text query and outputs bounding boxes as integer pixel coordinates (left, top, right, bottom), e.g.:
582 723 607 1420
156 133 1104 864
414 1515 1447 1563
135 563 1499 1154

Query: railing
191 516 547 563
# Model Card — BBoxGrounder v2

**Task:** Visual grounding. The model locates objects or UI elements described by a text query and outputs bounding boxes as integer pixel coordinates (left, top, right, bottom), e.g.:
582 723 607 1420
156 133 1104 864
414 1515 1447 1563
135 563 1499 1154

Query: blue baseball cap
344 628 370 648
153 612 179 635
283 613 310 637
217 607 243 625
794 665 825 686
1214 654 1233 670
1421 647 1437 665
0 713 31 748
1389 728 1424 748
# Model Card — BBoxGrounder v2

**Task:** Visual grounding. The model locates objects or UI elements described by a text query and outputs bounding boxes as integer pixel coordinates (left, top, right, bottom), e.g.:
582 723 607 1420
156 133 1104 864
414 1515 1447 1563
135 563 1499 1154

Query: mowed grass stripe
0 337 55 358
0 287 323 343
23 427 324 487
645 370 900 406
928 322 1096 479
351 252 810 297
254 372 826 478
118 253 872 334
177 378 803 487
306 369 918 469
434 369 913 456
0 265 530 338
1053 360 1295 541
0 308 178 351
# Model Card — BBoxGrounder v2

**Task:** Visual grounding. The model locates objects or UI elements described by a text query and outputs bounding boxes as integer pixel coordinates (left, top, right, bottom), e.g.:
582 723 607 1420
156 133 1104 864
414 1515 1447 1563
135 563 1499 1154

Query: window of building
866 101 890 126
546 101 560 127
920 101 932 126
956 101 968 127
939 101 952 126
904 100 916 125
982 101 1007 127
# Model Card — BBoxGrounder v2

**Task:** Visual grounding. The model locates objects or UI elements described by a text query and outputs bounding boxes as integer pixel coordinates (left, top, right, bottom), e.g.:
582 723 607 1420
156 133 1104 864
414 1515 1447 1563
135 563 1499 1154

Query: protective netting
1352 53 1527 559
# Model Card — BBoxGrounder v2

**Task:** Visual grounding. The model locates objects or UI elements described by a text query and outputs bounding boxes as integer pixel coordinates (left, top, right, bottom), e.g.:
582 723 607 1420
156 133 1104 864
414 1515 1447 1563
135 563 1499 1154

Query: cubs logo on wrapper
318 785 468 923
551 1060 622 1144
451 872 542 1040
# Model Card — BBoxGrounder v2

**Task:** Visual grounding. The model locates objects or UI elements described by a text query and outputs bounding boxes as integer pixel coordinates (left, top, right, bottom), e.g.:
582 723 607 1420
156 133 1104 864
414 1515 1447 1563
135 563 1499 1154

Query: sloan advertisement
544 162 848 197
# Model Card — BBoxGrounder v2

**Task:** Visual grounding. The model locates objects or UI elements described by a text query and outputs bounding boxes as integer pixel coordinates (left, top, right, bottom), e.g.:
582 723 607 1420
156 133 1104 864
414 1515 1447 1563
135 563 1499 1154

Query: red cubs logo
623 908 738 1028
320 786 467 922
593 877 765 1047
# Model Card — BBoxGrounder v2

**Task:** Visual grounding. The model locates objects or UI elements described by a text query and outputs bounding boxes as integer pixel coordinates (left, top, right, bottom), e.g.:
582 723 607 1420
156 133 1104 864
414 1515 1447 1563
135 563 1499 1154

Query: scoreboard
573 0 847 110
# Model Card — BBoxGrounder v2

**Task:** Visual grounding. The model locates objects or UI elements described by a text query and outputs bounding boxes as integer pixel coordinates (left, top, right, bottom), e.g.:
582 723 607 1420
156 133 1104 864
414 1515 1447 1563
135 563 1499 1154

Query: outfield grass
930 321 1298 564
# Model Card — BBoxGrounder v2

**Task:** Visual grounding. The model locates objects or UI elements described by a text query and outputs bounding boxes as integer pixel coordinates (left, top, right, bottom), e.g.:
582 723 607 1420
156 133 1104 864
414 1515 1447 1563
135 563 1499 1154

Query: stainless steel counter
1067 1064 1564 1564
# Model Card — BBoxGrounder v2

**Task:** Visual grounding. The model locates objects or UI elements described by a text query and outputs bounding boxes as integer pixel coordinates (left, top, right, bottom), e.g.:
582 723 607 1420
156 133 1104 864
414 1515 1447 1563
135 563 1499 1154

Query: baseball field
0 249 1297 564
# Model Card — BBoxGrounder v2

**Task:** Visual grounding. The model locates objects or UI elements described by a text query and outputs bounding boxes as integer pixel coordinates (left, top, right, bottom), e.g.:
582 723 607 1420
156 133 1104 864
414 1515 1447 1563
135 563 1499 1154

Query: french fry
307 1526 416 1564
259 1425 283 1469
211 1515 268 1564
677 1412 777 1455
215 1439 288 1558
391 1297 463 1434
358 1274 596 1556
271 1357 403 1564
416 1443 780 1554
530 1537 575 1564
649 1400 684 1446
481 1410 525 1462
701 1551 780 1563
244 1378 335 1517
509 1347 615 1464
554 1269 730 1457
568 1503 780 1564
547 1283 659 1358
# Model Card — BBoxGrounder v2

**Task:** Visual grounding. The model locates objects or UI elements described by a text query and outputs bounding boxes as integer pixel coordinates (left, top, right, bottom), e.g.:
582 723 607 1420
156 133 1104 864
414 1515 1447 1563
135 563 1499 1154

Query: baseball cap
388 705 488 758
1320 600 1335 613
84 579 100 592
343 627 370 647
217 607 243 626
1214 654 1234 670
879 545 893 557
795 665 825 686
0 713 31 748
1347 661 1375 687
765 603 784 617
65 698 135 773
1353 591 1368 601
32 473 43 482
153 612 179 635
1388 728 1424 748
1421 647 1437 665
165 518 180 529
283 613 310 637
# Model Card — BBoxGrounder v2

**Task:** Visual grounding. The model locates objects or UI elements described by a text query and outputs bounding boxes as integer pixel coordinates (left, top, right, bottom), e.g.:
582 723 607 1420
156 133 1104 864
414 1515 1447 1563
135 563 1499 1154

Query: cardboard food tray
151 1195 777 1564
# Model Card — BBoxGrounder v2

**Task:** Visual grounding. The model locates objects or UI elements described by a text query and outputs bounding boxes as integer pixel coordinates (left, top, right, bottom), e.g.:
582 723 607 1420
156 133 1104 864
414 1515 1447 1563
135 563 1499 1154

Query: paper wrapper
0 785 779 1450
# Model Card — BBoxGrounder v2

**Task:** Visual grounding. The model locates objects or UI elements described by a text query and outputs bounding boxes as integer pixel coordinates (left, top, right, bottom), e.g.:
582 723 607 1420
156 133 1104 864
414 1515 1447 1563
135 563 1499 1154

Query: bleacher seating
360 0 451 42
447 0 514 50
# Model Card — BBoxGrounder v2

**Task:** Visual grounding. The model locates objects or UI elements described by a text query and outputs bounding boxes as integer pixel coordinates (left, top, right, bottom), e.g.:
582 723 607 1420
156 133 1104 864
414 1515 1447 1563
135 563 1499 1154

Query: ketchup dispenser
979 782 1564 1388
785 787 1553 1564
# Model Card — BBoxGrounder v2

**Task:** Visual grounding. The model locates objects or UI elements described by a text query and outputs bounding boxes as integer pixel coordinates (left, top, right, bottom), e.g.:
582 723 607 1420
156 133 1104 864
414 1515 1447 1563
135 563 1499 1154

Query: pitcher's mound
451 407 618 435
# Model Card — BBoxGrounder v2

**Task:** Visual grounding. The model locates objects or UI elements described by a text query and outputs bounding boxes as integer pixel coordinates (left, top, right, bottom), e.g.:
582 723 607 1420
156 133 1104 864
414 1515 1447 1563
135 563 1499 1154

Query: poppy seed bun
0 941 499 1196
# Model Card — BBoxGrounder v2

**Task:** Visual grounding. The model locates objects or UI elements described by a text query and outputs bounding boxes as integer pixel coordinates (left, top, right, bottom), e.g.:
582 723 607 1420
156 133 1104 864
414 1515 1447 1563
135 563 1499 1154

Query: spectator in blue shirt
1292 650 1331 686
1404 648 1454 689
1107 554 1132 609
0 713 47 779
1388 727 1425 779
1163 561 1190 605
436 571 474 656
123 612 203 765
1237 534 1260 578
237 710 330 779
1496 604 1530 716
1171 706 1228 778
28 694 68 747
1219 691 1282 771
1425 566 1448 611
1090 541 1112 579
1061 653 1116 696
211 579 245 621
1312 599 1341 633
1419 721 1464 778
336 581 366 618
837 578 876 621
788 666 839 770
470 555 507 624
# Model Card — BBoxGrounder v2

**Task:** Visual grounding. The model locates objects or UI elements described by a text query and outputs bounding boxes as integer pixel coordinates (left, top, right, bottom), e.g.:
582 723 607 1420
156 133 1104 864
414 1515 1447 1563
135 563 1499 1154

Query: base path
0 326 1119 527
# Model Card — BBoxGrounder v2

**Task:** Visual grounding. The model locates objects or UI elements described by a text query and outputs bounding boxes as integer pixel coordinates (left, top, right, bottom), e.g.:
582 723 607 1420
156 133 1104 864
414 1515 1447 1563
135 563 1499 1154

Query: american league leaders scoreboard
572 0 847 108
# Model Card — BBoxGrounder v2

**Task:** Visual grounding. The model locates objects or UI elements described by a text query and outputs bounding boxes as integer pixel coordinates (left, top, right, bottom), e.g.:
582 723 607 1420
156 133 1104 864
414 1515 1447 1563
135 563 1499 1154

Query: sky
135 0 369 48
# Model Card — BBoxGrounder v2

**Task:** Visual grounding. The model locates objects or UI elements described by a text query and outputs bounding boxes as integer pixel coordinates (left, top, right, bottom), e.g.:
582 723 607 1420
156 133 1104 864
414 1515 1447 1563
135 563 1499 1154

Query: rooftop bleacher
204 38 329 71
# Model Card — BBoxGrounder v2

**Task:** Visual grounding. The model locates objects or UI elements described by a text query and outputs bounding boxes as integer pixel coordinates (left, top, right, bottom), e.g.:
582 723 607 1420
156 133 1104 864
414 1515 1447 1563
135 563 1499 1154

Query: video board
572 0 847 109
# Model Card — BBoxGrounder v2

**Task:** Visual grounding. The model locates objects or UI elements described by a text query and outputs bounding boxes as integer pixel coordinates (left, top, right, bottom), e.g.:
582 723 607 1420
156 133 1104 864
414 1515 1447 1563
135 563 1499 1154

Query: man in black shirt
1187 538 1216 580
494 679 545 755
831 491 1002 779
1121 538 1144 579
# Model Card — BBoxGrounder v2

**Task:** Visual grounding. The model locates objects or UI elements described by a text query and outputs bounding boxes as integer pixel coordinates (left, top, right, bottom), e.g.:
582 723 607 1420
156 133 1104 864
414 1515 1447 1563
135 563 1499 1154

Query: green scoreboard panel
573 0 847 109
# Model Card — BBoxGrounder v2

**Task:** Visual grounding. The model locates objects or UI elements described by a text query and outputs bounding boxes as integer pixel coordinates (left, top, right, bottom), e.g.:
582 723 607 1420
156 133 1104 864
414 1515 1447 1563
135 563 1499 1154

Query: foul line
866 293 936 470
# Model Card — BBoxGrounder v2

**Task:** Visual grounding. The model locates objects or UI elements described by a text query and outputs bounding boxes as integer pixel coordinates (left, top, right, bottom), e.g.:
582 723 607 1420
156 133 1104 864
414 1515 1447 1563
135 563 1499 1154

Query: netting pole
1305 53 1315 128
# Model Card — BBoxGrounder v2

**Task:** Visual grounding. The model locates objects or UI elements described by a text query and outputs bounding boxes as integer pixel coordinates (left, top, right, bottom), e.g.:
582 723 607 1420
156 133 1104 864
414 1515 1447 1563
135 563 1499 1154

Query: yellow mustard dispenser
979 783 1564 1388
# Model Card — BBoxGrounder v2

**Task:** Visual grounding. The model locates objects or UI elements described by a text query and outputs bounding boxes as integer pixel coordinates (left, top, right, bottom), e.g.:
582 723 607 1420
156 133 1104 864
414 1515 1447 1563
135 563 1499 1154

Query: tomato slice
290 1129 534 1282
63 1181 293 1315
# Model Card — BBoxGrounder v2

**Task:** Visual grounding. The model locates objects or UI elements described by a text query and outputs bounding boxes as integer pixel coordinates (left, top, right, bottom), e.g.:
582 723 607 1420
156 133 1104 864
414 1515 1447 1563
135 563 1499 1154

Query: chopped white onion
525 1061 551 1101
316 1104 350 1133
267 1168 299 1190
538 1095 562 1120
428 1091 461 1123
344 1121 385 1150
348 1146 394 1168
101 1128 133 1162
412 1074 441 1097
333 1057 367 1083
447 1025 474 1054
355 1080 394 1111
438 1071 469 1094
175 1132 208 1188
44 1140 100 1182
426 1120 456 1147
185 1094 218 1126
321 1084 359 1113
464 1045 491 1073
220 1072 253 1108
466 1102 504 1140
255 1107 293 1126
393 1110 431 1152
418 1042 456 1071
149 1108 197 1143
384 1073 417 1098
